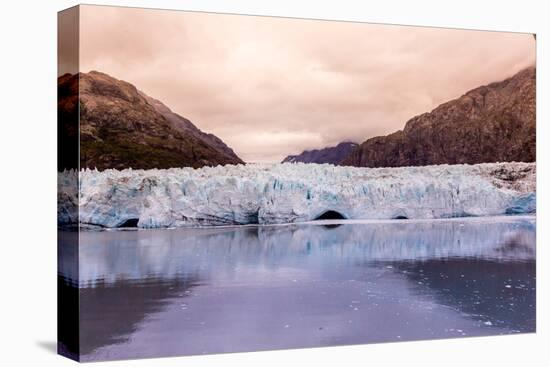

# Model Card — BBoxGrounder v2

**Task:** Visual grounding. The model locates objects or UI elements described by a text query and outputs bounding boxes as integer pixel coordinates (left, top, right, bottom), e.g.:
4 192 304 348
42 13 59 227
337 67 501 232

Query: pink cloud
79 5 536 162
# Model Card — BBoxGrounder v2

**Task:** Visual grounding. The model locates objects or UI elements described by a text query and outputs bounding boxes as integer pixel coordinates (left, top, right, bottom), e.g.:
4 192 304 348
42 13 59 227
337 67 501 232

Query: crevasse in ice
58 162 536 228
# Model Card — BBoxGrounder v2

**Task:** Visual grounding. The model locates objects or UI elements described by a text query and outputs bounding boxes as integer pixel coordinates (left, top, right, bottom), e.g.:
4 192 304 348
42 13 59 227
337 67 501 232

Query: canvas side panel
57 5 80 362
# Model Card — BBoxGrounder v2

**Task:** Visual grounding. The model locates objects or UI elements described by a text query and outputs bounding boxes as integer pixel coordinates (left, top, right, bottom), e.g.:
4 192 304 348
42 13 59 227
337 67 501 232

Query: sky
78 5 535 163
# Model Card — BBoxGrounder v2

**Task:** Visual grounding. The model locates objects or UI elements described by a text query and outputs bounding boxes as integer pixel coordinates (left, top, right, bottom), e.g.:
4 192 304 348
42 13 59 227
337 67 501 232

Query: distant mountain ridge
341 67 536 167
282 142 358 164
58 71 243 170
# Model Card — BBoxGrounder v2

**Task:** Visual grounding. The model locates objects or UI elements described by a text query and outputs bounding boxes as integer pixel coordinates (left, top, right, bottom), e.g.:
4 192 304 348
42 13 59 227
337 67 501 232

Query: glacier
58 162 536 228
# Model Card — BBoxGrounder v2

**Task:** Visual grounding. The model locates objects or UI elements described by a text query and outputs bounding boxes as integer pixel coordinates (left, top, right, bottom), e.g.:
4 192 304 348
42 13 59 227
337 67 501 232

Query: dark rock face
282 142 358 164
58 71 244 170
341 67 536 167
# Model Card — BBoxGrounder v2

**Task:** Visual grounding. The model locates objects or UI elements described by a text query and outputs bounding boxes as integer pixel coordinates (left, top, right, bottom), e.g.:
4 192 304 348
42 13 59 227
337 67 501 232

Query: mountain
282 142 358 164
58 71 244 170
341 67 536 167
139 92 241 161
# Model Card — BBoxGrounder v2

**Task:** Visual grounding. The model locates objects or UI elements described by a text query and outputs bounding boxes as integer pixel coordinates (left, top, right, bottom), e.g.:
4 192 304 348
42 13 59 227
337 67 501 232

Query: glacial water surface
58 215 536 361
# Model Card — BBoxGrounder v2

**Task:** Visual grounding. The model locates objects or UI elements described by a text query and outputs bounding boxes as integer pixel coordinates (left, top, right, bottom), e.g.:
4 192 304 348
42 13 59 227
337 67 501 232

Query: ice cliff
58 162 536 228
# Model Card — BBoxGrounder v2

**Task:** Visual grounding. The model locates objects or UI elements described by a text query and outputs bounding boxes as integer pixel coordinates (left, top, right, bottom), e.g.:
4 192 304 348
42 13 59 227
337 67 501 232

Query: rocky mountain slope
139 92 241 161
282 142 358 164
58 71 243 170
341 67 536 167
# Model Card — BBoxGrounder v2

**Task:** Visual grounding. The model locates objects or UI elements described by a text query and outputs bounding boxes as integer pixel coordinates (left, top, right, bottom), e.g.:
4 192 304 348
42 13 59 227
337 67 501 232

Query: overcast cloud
78 5 535 162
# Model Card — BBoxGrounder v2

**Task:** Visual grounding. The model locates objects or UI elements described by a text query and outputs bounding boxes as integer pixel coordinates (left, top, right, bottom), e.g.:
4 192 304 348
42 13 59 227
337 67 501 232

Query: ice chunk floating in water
59 162 535 228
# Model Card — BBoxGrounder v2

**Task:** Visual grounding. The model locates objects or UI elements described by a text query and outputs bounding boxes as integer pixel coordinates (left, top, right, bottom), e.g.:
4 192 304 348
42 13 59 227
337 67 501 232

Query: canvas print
57 5 536 362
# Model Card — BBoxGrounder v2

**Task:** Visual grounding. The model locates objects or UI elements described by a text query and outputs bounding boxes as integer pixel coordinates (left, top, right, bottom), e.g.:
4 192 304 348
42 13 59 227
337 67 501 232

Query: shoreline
73 213 537 233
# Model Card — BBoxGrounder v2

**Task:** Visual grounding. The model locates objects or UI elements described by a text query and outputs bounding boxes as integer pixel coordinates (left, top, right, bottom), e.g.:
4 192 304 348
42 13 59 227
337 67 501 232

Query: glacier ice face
58 162 536 228
57 169 79 225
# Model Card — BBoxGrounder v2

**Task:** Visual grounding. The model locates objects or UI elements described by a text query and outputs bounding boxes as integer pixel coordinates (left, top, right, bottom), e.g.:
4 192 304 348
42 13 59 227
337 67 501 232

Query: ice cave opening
315 210 346 220
118 218 139 228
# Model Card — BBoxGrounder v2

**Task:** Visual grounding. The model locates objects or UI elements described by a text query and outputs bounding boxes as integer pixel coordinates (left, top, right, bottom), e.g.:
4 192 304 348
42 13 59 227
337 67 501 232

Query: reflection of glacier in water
59 215 536 361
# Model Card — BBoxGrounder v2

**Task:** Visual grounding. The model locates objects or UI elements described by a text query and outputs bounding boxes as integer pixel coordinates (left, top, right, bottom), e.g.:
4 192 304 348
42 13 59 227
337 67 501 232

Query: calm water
58 215 536 361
